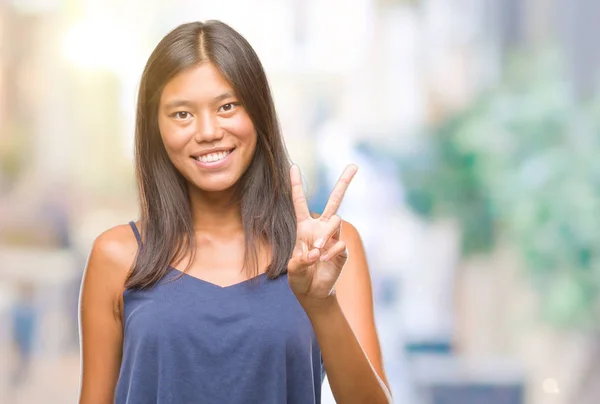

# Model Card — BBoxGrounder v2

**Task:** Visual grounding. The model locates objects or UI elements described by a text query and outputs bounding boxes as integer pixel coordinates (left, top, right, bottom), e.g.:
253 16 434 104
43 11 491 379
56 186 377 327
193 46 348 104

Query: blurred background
1 0 600 403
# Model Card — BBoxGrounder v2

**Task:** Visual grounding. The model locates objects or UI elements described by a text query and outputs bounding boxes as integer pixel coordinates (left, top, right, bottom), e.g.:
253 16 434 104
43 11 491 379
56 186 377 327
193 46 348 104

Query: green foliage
400 51 600 328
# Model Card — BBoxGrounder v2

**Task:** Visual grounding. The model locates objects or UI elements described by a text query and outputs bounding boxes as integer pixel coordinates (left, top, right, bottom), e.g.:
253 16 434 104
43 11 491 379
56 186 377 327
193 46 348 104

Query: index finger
321 164 358 219
290 165 311 222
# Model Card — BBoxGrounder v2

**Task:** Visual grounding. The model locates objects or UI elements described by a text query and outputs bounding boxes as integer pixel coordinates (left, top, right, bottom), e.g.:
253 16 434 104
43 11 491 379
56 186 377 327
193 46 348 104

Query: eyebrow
213 91 236 103
163 99 195 110
163 92 237 110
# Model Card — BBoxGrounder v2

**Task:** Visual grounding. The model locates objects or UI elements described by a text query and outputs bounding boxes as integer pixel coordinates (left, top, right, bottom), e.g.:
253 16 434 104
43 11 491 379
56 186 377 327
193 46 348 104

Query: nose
194 112 224 143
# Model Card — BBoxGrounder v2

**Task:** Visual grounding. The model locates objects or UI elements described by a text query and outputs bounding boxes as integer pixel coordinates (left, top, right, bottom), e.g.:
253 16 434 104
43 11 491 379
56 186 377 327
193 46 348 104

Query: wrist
295 292 340 318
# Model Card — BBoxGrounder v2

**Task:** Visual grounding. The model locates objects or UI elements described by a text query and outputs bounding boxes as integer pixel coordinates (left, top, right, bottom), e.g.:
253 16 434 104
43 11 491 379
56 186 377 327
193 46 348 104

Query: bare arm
300 220 392 403
79 225 135 404
336 221 390 389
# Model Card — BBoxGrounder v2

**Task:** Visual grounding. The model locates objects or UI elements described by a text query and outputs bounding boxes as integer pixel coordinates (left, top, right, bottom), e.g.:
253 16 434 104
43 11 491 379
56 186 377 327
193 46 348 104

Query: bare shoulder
340 220 361 243
84 223 139 296
91 223 139 268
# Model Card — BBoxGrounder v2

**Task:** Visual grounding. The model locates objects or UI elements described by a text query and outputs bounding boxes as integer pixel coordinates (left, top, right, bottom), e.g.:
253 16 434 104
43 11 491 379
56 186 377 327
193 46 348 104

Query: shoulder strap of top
129 221 142 248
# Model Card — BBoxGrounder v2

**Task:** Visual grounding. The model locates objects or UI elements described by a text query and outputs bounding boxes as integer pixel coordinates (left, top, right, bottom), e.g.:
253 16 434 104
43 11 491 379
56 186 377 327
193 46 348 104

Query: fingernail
314 238 325 248
308 249 320 261
319 254 329 262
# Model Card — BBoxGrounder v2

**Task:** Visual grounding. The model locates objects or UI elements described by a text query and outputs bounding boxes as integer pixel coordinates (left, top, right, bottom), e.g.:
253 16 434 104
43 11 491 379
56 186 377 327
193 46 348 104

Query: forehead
160 63 234 103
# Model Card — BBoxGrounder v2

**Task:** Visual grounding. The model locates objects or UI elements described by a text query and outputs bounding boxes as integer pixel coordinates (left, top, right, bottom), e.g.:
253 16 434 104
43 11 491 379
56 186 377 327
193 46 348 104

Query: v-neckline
168 266 270 290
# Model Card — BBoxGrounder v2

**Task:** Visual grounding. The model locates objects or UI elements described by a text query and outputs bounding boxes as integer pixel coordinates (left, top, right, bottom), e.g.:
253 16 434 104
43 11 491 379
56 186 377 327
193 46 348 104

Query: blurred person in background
10 280 38 388
78 20 391 403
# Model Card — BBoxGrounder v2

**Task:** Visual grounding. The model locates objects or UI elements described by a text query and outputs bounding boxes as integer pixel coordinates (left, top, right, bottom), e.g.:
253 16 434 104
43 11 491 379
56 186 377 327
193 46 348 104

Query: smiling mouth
193 148 235 164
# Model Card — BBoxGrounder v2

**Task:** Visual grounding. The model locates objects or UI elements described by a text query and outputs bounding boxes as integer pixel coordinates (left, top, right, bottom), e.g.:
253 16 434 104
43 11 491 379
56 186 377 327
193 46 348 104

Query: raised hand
287 164 358 302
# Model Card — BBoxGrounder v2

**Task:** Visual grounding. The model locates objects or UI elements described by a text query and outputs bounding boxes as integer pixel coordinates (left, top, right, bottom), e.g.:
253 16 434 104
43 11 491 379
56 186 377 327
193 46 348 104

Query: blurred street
1 352 79 404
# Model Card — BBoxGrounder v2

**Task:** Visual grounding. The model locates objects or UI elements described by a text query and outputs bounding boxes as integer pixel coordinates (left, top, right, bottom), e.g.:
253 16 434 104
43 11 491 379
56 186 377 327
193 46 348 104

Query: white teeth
197 150 230 163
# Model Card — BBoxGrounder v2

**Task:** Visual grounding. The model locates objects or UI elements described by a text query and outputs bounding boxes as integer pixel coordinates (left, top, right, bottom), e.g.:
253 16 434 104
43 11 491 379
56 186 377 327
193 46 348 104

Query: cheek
159 120 195 156
223 115 257 148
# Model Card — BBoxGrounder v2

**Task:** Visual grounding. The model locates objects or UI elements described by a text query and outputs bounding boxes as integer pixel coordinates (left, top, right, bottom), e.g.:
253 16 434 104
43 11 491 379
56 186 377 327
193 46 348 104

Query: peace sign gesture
287 164 358 302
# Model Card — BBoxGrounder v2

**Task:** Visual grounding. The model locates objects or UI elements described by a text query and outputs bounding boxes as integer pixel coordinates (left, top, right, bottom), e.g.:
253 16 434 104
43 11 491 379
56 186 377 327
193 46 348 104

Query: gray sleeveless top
114 222 324 403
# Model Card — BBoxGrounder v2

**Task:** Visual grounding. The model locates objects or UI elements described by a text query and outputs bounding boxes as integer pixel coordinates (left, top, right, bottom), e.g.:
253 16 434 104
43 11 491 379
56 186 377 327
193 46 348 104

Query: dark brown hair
126 20 296 289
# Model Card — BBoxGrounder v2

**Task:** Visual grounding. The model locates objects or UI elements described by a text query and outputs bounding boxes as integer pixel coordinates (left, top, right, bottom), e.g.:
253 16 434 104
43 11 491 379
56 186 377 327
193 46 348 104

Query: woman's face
158 63 257 194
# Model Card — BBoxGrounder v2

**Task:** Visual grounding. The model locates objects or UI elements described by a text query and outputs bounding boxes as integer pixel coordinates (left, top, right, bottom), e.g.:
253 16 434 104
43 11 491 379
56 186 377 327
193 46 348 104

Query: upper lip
191 147 235 158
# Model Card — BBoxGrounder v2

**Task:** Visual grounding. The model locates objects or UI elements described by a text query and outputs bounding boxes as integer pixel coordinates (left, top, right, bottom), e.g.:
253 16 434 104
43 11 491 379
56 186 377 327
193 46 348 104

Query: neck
188 186 243 236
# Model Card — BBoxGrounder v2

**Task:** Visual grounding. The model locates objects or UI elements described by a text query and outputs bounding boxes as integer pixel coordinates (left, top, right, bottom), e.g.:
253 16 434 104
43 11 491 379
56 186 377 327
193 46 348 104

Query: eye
171 111 192 120
219 103 238 113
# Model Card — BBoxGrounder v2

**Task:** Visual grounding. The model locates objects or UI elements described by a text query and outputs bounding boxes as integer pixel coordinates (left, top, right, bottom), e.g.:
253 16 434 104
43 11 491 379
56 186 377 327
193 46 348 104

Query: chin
189 176 238 194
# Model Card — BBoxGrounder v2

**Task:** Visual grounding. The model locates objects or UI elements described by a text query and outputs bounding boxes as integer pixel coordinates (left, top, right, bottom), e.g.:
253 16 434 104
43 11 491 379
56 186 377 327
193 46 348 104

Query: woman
79 20 391 403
